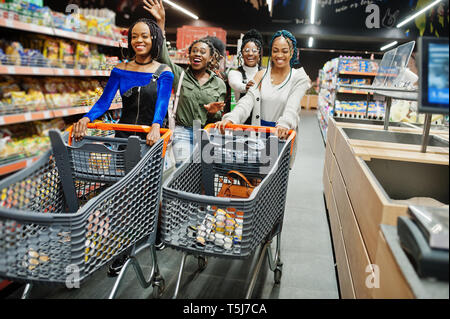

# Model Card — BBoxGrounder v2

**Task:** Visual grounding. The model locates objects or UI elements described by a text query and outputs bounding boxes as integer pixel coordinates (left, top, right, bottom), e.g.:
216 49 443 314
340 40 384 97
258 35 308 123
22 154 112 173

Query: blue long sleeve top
85 67 174 126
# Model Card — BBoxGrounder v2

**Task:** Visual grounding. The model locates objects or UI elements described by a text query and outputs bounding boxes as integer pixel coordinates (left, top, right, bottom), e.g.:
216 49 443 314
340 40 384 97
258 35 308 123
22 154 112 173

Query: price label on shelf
24 113 32 121
43 111 51 119
0 117 5 125
32 67 39 75
62 109 69 117
56 69 64 76
5 19 13 28
7 66 14 74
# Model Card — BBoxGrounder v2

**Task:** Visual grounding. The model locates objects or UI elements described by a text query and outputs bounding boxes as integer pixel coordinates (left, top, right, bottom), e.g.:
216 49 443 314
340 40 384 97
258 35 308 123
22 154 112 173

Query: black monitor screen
419 37 449 114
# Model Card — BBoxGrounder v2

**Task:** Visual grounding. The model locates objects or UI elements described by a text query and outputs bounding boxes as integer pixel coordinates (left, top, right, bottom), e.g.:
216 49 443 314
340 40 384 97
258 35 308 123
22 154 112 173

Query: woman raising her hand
144 0 227 167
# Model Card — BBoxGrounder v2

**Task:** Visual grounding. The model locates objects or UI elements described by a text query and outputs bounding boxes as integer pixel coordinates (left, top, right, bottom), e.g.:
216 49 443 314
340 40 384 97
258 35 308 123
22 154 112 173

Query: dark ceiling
47 0 449 54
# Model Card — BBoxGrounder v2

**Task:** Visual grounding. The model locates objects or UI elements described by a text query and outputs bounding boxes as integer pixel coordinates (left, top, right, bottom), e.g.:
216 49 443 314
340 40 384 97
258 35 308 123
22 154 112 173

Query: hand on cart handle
214 119 232 135
72 117 91 142
146 123 161 146
275 125 290 140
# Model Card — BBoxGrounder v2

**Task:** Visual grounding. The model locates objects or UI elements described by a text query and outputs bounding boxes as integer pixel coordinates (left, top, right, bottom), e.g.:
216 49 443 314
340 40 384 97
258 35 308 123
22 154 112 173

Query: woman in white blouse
228 29 264 102
216 30 311 140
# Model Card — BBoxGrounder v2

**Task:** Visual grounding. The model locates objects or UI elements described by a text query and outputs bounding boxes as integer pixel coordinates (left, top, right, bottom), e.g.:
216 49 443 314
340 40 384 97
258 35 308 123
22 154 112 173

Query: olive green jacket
159 43 227 127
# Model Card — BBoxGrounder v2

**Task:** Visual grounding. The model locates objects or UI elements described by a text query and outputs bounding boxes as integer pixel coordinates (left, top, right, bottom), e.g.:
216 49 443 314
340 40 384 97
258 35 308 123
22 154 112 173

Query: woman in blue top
73 18 174 146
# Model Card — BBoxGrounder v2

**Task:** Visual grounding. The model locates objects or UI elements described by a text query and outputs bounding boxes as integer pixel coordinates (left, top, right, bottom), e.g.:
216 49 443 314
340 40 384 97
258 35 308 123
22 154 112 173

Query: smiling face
189 41 212 71
131 22 152 58
271 36 293 69
242 41 260 67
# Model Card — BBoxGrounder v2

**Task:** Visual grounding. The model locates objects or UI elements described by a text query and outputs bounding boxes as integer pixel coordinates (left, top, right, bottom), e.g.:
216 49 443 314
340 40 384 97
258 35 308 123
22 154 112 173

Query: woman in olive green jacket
144 0 227 167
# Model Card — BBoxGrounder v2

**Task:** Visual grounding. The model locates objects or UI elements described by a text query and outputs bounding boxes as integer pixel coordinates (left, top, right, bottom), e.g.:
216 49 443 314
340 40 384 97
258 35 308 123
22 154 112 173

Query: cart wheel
152 277 165 299
274 268 282 284
198 256 208 271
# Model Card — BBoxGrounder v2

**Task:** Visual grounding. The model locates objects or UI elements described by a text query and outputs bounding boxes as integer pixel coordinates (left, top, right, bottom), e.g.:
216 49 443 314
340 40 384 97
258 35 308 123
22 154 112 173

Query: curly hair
188 38 219 71
239 29 264 68
122 18 164 61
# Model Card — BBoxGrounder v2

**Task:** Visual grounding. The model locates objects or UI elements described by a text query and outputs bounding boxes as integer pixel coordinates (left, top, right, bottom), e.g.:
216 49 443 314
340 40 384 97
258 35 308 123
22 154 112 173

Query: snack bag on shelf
43 38 60 67
5 42 24 66
87 17 99 36
59 41 75 68
75 42 90 69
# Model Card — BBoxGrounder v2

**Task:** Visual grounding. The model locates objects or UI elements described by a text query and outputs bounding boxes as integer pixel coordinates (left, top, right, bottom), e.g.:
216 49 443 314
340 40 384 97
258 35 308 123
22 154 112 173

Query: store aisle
6 110 339 300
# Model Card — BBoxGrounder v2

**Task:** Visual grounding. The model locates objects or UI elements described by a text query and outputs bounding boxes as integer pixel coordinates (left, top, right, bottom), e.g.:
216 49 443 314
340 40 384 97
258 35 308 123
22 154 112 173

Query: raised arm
143 0 184 85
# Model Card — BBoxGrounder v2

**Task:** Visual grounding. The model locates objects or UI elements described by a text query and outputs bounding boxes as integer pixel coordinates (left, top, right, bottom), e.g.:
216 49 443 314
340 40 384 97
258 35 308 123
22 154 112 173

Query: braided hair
239 29 263 68
122 18 164 61
188 38 218 71
269 30 299 68
259 30 299 90
203 36 226 72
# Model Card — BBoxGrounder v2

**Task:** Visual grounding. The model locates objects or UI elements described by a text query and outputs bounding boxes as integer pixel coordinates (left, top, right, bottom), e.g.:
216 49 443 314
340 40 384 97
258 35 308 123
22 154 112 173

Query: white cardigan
223 67 311 134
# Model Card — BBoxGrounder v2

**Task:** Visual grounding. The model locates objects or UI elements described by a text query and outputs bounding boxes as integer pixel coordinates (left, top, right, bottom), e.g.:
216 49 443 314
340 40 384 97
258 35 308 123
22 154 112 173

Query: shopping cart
161 123 296 298
0 123 171 299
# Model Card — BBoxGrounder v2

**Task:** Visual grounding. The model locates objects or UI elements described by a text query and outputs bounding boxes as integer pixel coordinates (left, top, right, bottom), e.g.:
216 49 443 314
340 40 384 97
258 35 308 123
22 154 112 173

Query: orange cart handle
204 123 296 156
66 123 172 158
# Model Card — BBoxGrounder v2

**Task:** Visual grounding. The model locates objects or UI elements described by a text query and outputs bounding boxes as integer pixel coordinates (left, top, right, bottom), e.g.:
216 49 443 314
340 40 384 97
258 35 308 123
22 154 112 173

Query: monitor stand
421 113 432 153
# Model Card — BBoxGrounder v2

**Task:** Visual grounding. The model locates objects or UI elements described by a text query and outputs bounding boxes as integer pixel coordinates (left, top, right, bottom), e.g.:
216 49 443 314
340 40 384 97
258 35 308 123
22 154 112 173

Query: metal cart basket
0 123 171 299
161 124 296 298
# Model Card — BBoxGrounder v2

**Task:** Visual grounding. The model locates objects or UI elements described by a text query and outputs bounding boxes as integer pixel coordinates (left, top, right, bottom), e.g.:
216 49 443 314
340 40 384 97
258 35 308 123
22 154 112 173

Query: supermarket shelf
0 65 111 76
0 103 122 126
0 18 122 48
0 17 54 36
53 28 121 47
337 89 373 95
0 155 41 176
339 71 378 76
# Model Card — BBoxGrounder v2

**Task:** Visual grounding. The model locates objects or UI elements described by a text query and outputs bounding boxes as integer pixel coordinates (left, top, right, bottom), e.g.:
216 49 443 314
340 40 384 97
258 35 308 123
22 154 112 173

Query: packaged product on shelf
105 56 119 71
5 42 24 66
75 42 90 69
351 78 368 86
59 41 75 68
43 38 60 67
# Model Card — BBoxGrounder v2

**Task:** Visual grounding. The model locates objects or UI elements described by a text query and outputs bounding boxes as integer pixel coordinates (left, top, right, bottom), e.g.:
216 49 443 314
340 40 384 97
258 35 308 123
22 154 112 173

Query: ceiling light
163 0 199 20
310 0 317 24
380 41 398 51
308 37 314 48
267 0 273 15
397 0 442 27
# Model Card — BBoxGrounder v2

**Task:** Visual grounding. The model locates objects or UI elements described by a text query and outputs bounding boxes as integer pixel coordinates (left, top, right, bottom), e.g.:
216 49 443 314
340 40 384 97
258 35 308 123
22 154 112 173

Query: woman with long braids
73 18 174 147
72 18 174 276
144 0 227 167
216 30 311 141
